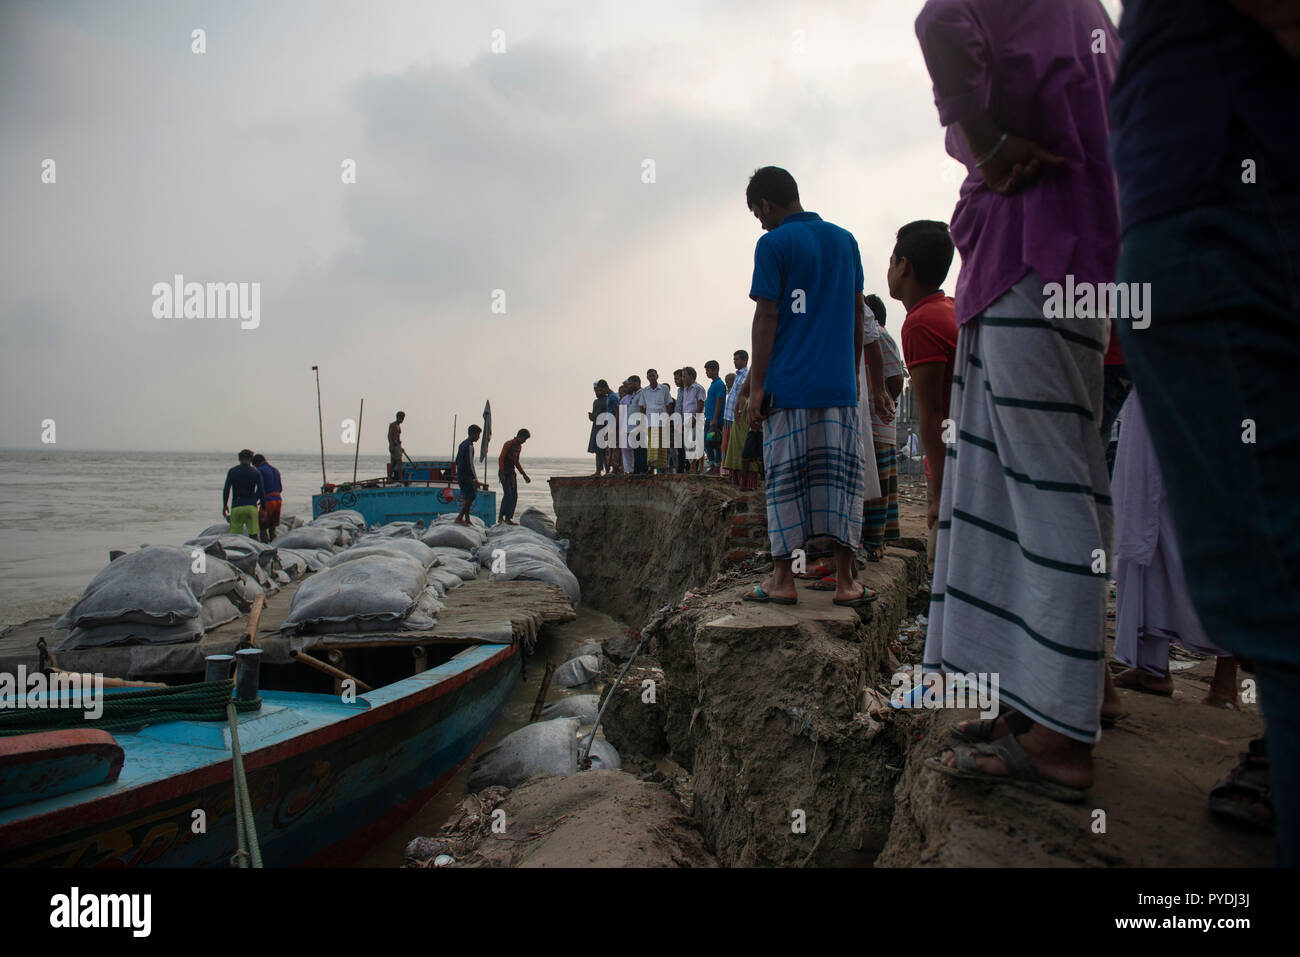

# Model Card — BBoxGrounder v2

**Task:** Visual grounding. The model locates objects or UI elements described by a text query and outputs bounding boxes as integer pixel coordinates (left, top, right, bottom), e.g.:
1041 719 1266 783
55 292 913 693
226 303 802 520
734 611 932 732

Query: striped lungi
646 426 669 470
923 272 1113 743
762 405 866 558
864 443 899 545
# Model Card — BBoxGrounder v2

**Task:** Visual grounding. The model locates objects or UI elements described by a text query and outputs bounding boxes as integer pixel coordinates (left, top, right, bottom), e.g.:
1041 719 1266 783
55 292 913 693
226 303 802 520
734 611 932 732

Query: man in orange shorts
252 453 283 542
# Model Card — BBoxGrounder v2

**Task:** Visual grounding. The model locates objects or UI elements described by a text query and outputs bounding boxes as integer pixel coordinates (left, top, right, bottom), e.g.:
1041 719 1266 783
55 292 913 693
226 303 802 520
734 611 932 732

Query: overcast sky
1 0 1121 459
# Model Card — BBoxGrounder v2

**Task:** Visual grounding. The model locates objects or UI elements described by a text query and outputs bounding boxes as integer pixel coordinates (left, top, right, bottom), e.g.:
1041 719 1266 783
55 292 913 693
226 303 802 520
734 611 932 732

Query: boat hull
0 643 519 867
313 485 496 527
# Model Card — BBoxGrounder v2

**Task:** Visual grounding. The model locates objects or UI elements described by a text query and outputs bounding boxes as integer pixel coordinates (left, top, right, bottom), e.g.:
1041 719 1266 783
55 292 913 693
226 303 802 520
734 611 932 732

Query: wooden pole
353 398 364 484
290 649 374 692
528 662 556 723
451 415 457 463
239 595 265 651
52 668 165 689
312 365 327 489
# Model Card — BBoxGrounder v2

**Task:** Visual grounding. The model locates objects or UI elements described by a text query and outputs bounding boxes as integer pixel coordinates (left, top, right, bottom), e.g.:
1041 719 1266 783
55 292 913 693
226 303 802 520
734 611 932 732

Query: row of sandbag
55 545 269 650
278 515 478 636
54 510 363 650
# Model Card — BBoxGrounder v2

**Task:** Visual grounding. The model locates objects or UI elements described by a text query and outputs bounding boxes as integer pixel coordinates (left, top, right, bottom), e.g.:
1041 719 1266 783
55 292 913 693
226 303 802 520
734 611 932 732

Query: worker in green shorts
223 449 265 538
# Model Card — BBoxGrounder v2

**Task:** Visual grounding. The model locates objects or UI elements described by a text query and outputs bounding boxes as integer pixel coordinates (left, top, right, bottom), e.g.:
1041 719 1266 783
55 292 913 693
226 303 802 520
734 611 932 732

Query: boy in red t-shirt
887 220 957 560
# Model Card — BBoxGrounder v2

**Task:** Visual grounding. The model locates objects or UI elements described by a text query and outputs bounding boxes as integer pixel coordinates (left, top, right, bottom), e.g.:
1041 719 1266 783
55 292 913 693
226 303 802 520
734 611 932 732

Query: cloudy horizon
1 0 1121 459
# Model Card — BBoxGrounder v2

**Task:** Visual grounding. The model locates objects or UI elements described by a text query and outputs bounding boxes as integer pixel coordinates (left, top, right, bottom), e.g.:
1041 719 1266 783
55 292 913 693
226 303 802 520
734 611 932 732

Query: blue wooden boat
0 642 519 867
313 460 496 527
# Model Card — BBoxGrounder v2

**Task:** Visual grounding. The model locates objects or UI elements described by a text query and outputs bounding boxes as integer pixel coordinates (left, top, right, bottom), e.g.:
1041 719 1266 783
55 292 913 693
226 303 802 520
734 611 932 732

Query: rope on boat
227 700 263 868
0 679 239 736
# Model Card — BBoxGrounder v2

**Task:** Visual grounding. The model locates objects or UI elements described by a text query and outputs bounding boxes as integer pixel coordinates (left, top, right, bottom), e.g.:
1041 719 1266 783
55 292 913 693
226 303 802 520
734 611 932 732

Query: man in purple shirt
917 0 1120 803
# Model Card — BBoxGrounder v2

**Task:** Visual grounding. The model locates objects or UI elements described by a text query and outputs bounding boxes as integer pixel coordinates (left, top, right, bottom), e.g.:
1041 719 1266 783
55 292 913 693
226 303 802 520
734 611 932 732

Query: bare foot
759 574 797 603
1101 667 1126 725
1113 667 1174 696
1205 657 1239 708
940 725 1094 790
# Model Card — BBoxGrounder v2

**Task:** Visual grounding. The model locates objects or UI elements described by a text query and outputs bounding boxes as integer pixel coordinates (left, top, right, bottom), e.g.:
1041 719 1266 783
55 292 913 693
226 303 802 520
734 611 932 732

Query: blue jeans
498 470 518 521
1116 178 1300 863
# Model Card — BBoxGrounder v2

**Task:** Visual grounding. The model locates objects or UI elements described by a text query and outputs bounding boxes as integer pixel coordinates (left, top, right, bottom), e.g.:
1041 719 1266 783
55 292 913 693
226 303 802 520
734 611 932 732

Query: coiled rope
0 679 240 736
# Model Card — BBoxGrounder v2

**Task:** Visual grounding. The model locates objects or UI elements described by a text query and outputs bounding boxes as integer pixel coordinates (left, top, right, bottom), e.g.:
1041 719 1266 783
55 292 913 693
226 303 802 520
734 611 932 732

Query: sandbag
309 509 366 529
427 546 475 564
518 507 560 540
328 540 437 570
56 546 244 630
434 555 478 581
274 526 344 551
196 523 230 538
281 554 427 635
467 717 580 790
427 567 464 592
277 546 332 572
277 550 309 578
60 618 204 651
539 694 600 724
566 642 604 661
434 513 486 530
582 735 621 771
420 524 485 550
485 524 568 559
491 557 581 606
364 521 424 540
474 542 568 571
186 535 280 575
553 653 601 688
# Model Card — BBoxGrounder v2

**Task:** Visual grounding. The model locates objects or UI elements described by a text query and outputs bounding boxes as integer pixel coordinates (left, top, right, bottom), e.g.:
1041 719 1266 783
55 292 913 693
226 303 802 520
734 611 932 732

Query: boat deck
0 572 575 681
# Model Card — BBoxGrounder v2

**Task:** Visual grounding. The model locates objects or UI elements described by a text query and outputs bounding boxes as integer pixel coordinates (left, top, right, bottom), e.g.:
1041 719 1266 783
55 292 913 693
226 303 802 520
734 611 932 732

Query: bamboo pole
51 668 165 689
290 649 374 692
353 398 364 484
312 365 327 489
239 595 265 651
528 661 556 723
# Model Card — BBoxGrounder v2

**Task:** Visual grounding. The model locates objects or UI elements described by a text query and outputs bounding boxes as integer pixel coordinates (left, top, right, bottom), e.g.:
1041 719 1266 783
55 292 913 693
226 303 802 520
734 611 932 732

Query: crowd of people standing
581 0 1300 865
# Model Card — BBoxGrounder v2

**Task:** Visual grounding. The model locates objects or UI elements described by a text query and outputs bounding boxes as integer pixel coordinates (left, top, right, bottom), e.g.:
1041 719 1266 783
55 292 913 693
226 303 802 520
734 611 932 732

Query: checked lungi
646 426 669 471
863 443 900 546
923 272 1113 743
762 405 866 558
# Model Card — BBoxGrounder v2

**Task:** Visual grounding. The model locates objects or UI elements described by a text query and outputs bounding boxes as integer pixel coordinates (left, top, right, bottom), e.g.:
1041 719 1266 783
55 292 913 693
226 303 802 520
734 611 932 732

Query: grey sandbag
59 618 205 651
474 541 567 571
420 524 485 550
518 507 560 540
56 545 242 630
274 526 343 551
434 513 485 530
583 735 622 771
277 546 332 572
428 567 464 592
539 694 600 724
277 550 309 578
467 717 580 790
565 642 604 661
328 539 437 570
197 523 230 538
427 546 475 563
309 509 366 529
433 555 478 581
371 521 424 536
281 553 427 635
553 653 601 688
485 524 569 559
187 535 279 575
490 556 581 606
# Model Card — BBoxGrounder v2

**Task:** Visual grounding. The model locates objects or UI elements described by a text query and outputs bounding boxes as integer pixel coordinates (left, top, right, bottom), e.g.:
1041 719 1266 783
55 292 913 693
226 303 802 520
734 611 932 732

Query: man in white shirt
678 366 708 472
638 368 672 474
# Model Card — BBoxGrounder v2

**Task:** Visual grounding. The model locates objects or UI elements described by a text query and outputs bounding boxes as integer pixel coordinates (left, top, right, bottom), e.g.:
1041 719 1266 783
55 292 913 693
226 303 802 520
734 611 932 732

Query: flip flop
926 735 1088 804
742 584 796 605
951 708 1033 743
832 584 877 607
794 561 834 580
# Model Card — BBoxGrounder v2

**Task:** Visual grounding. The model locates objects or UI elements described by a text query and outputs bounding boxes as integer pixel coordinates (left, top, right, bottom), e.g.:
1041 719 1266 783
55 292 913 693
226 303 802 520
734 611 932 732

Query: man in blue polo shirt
742 166 888 608
703 360 726 474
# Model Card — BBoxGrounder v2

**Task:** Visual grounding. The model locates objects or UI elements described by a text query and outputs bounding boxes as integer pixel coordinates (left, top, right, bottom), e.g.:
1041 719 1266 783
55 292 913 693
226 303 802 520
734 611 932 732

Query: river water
0 450 586 627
